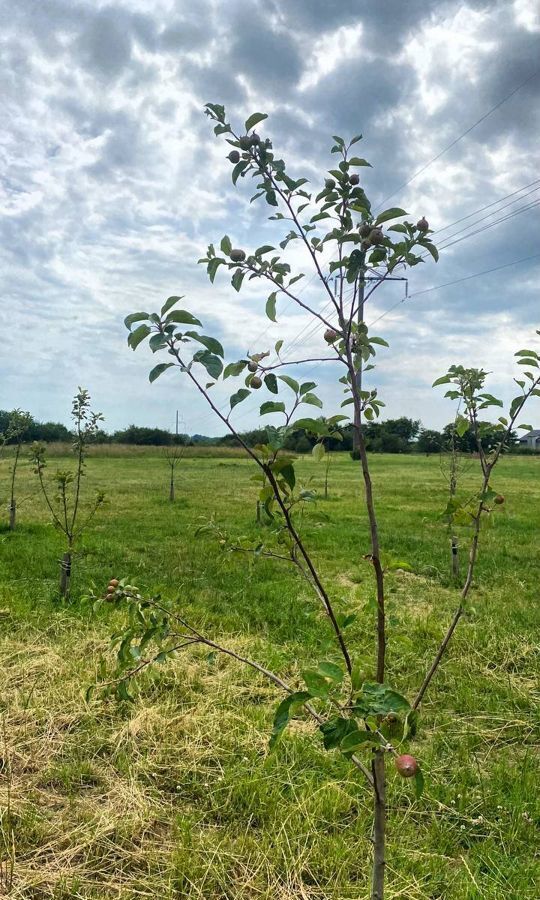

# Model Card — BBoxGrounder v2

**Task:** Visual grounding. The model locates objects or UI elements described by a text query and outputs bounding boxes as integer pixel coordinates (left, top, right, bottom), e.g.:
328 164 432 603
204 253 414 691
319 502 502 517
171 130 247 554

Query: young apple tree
0 409 32 530
91 105 538 899
31 389 105 598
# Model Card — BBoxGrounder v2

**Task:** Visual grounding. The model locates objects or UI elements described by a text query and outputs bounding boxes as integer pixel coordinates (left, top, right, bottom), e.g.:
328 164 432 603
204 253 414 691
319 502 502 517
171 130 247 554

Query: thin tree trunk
60 551 72 599
324 448 330 500
451 535 459 578
9 445 19 531
169 473 175 502
371 752 386 900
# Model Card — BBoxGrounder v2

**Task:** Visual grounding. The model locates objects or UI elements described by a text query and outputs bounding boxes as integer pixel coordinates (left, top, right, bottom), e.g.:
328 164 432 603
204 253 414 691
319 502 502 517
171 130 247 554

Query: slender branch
96 639 200 689
70 421 84 538
258 269 338 332
119 592 372 785
36 466 65 534
262 170 340 314
262 356 338 371
263 464 353 676
227 544 299 564
165 337 353 677
73 498 103 543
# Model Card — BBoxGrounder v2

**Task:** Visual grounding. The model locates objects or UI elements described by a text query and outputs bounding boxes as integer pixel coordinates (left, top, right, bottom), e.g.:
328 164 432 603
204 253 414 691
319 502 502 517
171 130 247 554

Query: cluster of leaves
202 104 438 305
433 344 540 444
0 409 32 449
434 346 540 531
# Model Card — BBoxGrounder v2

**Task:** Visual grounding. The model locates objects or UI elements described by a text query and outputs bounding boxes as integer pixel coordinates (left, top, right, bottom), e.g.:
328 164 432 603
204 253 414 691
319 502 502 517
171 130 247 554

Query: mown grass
0 451 538 898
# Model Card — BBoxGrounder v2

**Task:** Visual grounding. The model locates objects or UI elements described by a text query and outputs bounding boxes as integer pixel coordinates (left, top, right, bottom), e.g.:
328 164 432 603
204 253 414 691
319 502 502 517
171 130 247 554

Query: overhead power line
376 64 540 210
368 252 540 328
431 178 540 237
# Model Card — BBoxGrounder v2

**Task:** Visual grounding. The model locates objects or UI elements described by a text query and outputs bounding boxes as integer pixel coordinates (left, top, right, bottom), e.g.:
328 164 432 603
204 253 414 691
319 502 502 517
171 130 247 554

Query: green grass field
0 450 538 899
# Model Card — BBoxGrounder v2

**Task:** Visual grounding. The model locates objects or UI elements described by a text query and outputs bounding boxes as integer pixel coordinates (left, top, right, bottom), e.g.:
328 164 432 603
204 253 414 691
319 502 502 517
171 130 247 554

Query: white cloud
2 0 539 437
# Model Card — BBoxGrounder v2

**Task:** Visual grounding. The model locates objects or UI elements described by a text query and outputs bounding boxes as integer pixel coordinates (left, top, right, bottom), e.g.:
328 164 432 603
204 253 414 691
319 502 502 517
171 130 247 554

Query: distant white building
519 429 540 449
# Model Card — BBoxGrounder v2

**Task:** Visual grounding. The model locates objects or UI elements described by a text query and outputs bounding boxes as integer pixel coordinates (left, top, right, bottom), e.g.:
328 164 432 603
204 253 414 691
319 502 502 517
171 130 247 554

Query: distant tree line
0 410 527 453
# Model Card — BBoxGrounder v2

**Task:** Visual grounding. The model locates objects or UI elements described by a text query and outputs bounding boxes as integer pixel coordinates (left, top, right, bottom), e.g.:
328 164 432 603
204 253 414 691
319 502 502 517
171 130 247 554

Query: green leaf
370 336 389 347
264 373 278 394
515 349 539 358
299 381 317 395
340 729 380 753
161 296 184 315
260 401 286 416
455 415 469 437
318 661 344 683
255 245 275 256
275 339 283 356
292 417 328 435
207 258 222 283
124 311 149 329
230 388 250 410
220 235 232 255
279 375 299 393
245 112 268 132
280 464 296 491
375 207 408 225
348 157 371 167
192 350 223 379
422 242 439 262
319 716 357 750
223 360 247 378
149 332 168 353
149 363 174 383
432 375 452 387
117 680 135 703
205 102 225 122
312 442 325 461
232 160 248 184
302 670 330 699
265 292 277 322
479 393 503 407
232 269 245 292
167 310 203 327
184 332 224 357
269 691 311 750
354 682 411 717
128 324 151 350
301 393 323 408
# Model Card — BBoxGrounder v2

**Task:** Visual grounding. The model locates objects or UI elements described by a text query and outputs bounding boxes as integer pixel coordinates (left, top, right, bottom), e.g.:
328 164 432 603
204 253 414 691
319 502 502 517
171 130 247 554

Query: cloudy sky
2 0 539 435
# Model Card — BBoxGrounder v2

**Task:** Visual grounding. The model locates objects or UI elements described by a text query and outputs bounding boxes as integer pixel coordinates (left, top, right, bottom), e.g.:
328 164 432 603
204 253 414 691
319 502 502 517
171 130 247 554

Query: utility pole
175 410 179 437
352 264 408 452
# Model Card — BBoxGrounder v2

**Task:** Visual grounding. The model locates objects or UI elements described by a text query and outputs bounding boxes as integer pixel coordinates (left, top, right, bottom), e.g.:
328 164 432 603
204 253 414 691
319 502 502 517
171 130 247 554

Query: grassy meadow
0 449 538 899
